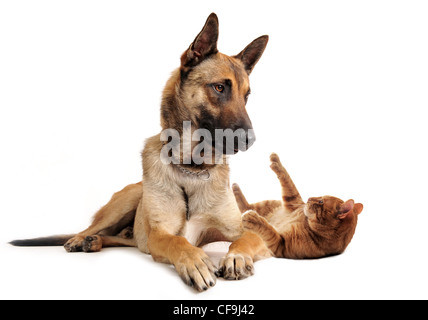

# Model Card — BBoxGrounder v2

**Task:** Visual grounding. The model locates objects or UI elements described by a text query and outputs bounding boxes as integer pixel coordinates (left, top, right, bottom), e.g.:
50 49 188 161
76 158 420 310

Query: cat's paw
242 210 264 231
269 152 280 163
269 153 284 175
232 183 241 194
216 253 254 280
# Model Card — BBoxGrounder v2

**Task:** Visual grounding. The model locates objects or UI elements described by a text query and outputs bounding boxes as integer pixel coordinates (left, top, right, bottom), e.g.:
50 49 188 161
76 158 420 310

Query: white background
1 0 427 300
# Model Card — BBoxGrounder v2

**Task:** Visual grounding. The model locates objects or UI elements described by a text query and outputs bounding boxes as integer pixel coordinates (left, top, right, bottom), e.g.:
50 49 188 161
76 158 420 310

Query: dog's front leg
218 230 272 280
147 228 217 292
211 198 265 281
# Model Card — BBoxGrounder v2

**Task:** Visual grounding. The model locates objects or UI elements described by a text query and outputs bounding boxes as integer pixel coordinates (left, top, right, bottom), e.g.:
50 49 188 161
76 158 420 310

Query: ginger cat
233 153 363 259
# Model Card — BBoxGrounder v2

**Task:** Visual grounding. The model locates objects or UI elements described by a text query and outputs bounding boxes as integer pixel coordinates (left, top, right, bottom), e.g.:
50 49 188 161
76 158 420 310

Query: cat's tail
9 234 75 247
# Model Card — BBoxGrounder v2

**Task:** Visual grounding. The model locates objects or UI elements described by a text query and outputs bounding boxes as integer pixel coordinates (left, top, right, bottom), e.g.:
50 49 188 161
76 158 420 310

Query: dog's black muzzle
220 121 256 155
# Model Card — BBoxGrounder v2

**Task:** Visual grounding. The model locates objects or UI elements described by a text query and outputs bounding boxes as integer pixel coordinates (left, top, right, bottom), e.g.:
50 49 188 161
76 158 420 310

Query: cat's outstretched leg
232 183 281 217
269 153 304 212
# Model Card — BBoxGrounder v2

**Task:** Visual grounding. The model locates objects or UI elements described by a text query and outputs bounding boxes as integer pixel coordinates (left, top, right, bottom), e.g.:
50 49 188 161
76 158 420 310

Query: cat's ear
181 13 219 69
338 199 355 220
353 203 363 215
235 35 269 74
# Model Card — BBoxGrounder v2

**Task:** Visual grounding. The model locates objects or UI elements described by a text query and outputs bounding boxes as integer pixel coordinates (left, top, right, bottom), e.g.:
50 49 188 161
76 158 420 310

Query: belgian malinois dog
11 13 269 292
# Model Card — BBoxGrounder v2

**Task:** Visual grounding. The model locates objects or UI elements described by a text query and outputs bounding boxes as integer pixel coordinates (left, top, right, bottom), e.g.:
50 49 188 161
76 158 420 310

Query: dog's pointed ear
235 35 269 74
181 13 219 68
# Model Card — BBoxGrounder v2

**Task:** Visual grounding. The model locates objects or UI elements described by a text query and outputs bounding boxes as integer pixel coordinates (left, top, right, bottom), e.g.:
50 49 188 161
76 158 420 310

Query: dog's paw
118 226 133 239
174 248 217 292
64 235 102 252
216 253 254 280
82 235 102 252
64 235 85 252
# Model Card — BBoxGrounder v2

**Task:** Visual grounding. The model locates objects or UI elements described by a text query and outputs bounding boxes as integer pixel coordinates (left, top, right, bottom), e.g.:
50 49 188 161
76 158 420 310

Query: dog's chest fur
183 215 207 246
179 178 222 245
141 135 242 246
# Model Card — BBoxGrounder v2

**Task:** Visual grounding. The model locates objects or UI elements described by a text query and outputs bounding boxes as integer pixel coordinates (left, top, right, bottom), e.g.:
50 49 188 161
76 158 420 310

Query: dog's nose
246 129 256 149
236 128 256 151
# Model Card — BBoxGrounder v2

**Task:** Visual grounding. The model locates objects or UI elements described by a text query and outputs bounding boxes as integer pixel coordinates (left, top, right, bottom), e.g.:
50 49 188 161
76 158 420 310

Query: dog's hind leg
64 182 143 252
81 235 136 252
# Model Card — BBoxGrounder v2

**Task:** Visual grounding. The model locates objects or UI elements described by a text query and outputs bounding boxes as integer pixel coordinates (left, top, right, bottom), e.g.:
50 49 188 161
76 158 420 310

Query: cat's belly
268 207 304 231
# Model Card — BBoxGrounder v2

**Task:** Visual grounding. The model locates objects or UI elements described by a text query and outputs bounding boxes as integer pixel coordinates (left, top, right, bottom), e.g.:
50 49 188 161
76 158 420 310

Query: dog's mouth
220 142 249 155
216 129 256 155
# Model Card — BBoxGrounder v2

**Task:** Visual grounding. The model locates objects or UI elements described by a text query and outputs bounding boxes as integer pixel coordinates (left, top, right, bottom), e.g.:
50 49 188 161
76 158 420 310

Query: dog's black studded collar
176 164 211 181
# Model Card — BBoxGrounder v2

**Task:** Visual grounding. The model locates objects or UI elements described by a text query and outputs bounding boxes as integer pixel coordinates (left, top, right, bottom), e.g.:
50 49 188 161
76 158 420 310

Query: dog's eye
214 84 225 93
318 200 324 204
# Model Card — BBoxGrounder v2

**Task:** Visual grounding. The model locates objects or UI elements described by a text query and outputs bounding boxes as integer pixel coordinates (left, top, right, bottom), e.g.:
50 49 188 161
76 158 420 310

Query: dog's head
161 13 268 156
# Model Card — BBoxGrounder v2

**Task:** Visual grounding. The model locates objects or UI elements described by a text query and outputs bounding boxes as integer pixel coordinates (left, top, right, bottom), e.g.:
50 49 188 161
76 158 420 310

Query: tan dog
11 13 269 292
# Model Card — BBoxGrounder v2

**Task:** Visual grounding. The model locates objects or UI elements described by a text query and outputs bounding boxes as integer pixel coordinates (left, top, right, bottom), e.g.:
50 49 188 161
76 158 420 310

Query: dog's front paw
217 253 254 280
174 248 217 292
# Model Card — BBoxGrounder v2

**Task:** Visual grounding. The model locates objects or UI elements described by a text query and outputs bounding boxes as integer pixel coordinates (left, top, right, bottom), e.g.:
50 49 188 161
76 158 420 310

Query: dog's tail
9 234 75 247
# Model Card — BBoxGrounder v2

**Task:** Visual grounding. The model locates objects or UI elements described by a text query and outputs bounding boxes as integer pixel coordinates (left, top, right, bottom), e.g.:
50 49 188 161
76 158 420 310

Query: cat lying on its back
233 153 363 259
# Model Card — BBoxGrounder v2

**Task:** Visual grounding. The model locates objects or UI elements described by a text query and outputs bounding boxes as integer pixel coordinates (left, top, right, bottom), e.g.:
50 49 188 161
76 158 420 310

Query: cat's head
304 196 363 254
